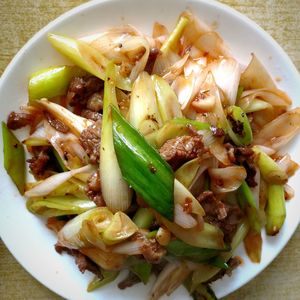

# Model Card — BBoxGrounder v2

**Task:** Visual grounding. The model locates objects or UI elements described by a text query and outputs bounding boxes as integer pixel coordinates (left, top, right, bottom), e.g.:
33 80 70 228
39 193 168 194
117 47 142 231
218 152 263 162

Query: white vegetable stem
25 164 95 198
37 98 93 136
100 62 132 212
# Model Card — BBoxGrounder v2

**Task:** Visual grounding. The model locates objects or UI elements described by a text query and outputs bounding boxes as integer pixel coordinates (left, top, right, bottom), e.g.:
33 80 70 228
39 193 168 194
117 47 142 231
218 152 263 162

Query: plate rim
0 0 299 299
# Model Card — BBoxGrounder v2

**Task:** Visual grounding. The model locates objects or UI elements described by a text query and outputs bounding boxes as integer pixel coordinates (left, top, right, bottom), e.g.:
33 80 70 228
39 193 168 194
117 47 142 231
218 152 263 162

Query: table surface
0 0 299 299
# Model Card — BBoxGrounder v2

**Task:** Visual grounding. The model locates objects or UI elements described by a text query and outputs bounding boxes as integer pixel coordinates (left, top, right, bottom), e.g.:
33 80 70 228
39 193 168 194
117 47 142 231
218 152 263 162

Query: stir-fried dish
2 11 300 300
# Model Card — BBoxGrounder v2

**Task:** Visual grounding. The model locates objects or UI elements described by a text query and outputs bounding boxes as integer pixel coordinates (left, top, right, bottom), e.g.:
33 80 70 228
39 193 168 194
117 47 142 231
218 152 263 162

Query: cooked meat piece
54 244 102 278
45 112 69 133
27 149 50 178
86 91 103 112
118 272 141 290
198 190 244 242
144 47 160 74
67 76 104 107
46 217 67 233
234 147 254 163
86 171 105 207
210 126 225 137
244 161 257 187
198 191 227 221
224 144 257 187
132 232 166 264
7 111 33 130
207 256 242 283
81 109 102 121
159 135 206 169
79 120 101 164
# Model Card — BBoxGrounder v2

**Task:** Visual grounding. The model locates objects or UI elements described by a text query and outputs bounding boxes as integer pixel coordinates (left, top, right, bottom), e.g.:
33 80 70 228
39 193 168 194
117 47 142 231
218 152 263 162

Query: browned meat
54 244 102 278
198 191 227 221
45 112 69 133
224 144 257 187
118 272 141 290
132 232 166 264
198 191 244 242
233 147 257 187
234 147 254 163
7 111 33 130
46 217 67 233
87 92 103 112
244 161 257 187
228 115 244 136
144 47 160 74
81 109 102 121
67 76 104 107
27 149 50 178
86 171 105 207
210 126 225 137
208 256 242 283
79 120 101 164
159 135 206 169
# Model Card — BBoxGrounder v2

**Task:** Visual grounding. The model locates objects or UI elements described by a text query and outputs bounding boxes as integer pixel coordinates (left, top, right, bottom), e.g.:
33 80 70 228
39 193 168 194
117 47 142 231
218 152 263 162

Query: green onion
160 16 189 53
253 146 288 184
28 65 85 101
208 256 229 269
266 184 286 236
100 61 132 212
146 118 210 148
48 33 131 91
226 105 253 146
128 257 152 284
112 106 174 220
166 239 220 262
26 195 96 217
2 122 25 194
133 208 154 229
87 270 119 292
151 74 183 123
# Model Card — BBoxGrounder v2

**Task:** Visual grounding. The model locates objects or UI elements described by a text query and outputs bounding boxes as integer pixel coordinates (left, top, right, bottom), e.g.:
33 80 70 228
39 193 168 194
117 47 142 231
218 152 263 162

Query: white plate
0 0 299 299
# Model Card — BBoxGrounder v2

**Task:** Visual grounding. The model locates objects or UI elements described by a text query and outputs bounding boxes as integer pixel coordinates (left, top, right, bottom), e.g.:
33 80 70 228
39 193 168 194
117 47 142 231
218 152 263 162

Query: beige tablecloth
0 0 299 299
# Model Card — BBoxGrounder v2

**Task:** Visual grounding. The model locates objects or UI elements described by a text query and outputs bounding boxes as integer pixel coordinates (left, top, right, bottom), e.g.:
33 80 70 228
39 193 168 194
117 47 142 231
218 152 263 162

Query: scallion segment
111 106 174 220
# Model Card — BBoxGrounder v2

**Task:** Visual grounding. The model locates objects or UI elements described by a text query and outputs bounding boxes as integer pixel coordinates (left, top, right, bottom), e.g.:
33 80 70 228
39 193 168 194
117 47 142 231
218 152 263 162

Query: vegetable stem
133 208 154 229
2 122 25 194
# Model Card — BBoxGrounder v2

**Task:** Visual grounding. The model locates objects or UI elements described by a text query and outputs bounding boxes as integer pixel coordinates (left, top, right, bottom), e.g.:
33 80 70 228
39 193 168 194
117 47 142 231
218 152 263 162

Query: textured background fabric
0 0 299 299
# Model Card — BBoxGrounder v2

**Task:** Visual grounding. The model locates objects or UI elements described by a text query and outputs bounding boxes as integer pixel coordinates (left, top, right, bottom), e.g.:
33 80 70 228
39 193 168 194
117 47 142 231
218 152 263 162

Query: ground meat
67 76 104 107
197 190 244 242
144 47 160 74
159 135 206 170
86 171 105 207
7 111 33 130
54 244 102 278
79 120 101 164
210 126 225 137
228 115 244 136
27 149 50 178
118 272 141 290
45 112 69 133
132 232 166 264
207 256 242 283
81 109 102 121
244 161 257 187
